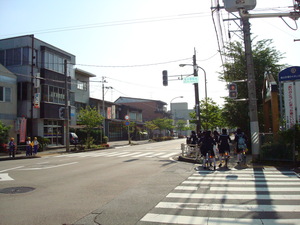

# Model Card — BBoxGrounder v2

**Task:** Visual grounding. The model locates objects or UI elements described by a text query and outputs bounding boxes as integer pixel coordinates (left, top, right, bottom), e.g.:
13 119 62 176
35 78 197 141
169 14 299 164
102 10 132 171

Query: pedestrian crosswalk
50 151 177 159
139 167 300 225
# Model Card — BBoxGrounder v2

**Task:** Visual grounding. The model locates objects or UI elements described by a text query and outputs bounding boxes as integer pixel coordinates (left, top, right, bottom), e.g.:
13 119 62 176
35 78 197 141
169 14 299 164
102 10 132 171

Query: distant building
170 102 193 136
115 97 168 121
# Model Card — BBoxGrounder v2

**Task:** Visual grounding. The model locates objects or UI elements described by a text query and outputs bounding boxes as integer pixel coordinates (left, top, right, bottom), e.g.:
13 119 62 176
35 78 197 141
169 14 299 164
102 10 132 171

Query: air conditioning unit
223 0 256 12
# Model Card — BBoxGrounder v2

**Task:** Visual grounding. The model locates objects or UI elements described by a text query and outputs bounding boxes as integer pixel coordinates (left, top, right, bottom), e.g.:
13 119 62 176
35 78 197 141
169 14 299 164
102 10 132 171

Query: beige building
0 64 17 140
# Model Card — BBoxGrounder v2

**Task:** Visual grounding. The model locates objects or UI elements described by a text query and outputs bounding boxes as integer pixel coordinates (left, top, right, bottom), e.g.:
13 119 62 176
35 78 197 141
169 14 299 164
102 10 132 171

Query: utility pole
193 49 201 134
30 34 35 139
240 12 260 161
64 59 70 152
237 6 300 161
102 76 107 136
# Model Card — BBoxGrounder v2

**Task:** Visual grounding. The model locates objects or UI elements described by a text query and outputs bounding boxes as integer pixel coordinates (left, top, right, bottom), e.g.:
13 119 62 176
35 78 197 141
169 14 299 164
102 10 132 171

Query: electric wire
1 12 210 38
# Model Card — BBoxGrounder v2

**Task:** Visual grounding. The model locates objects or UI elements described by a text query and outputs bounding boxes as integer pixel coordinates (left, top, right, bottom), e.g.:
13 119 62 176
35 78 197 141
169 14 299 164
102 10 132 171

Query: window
0 51 4 65
77 80 87 91
0 86 11 102
43 85 66 104
22 47 30 65
6 48 21 66
44 51 65 74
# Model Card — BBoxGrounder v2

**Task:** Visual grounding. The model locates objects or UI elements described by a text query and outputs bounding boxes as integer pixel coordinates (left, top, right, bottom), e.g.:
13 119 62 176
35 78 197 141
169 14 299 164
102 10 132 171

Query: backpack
237 134 246 149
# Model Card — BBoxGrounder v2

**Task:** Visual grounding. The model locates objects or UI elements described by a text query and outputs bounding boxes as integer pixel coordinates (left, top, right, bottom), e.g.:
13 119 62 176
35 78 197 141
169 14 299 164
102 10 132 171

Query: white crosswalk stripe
52 151 177 159
140 167 300 225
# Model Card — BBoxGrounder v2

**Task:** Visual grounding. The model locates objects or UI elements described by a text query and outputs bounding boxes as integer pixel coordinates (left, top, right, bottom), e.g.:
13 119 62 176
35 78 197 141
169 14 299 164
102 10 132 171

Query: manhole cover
0 187 35 194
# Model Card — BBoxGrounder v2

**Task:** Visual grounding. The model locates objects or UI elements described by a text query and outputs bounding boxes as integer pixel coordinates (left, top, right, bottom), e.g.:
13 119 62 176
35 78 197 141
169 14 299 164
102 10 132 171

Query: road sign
183 76 198 84
125 121 130 126
279 66 300 82
125 115 129 120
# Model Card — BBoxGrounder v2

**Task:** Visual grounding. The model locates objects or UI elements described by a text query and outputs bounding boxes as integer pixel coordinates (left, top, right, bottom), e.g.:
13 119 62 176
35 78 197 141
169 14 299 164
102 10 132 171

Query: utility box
223 0 256 12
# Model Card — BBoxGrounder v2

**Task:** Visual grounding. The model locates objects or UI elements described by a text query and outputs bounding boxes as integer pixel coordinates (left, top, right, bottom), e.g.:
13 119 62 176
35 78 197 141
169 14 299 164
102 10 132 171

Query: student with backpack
199 130 217 170
218 129 231 167
235 128 247 164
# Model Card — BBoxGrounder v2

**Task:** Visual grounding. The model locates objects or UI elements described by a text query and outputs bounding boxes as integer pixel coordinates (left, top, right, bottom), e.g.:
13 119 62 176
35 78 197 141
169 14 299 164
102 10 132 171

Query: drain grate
0 186 35 194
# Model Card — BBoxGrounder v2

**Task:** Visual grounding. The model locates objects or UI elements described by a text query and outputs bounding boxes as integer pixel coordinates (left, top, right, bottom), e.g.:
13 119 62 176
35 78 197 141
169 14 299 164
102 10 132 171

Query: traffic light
162 70 168 86
228 83 237 99
59 107 65 119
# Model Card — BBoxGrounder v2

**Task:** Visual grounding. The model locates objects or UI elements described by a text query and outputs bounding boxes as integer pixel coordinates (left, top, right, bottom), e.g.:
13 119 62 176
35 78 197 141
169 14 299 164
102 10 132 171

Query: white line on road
210 186 300 192
19 162 78 170
167 193 300 200
183 180 300 186
174 186 198 191
156 202 300 212
0 166 24 173
187 177 300 181
0 173 14 181
141 213 300 225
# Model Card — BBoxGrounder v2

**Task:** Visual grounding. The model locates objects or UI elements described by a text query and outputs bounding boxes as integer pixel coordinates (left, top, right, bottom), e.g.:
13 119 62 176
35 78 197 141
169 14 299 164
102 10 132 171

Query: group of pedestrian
7 137 39 158
187 128 247 170
26 137 39 156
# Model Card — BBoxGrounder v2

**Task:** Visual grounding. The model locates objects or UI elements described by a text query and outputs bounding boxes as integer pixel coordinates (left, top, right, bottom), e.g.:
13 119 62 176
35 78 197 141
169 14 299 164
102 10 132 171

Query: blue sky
1 0 299 109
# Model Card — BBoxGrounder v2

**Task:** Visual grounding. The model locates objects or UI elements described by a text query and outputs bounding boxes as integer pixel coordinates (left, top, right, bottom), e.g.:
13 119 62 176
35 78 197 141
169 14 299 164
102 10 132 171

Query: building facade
114 97 168 121
0 64 17 139
0 35 76 145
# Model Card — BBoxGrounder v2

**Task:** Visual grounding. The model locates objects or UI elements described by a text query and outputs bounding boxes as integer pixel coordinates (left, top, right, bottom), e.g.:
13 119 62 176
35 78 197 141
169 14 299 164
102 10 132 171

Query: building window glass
6 48 21 66
0 50 4 65
44 85 65 104
77 80 87 91
22 47 30 65
0 86 11 102
44 51 65 74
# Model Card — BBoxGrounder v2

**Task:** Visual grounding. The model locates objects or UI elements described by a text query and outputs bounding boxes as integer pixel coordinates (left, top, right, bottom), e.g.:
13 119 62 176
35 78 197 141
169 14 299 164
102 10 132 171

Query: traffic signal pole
193 49 201 134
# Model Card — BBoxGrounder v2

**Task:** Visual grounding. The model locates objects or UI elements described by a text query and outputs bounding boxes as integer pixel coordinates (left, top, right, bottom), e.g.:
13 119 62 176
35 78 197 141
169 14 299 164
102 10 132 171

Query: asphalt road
1 139 300 225
0 139 192 225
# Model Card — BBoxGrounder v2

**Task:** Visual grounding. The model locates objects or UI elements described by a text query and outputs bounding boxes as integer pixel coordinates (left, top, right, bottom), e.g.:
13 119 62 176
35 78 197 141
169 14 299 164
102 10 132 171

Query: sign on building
279 66 300 129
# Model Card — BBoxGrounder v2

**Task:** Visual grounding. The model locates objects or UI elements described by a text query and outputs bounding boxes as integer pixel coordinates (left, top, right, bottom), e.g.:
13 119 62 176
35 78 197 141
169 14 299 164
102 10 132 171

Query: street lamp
179 64 207 102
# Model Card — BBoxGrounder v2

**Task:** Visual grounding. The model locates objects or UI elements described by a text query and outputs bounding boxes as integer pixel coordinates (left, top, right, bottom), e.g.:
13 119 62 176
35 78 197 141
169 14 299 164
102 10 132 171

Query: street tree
175 120 189 136
145 121 158 139
0 120 10 145
189 98 224 131
219 39 284 133
77 106 104 148
151 118 174 136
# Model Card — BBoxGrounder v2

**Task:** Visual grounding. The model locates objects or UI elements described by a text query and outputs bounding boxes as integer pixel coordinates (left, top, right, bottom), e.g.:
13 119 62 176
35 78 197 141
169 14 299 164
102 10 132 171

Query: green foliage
200 98 225 130
85 136 94 149
77 106 104 148
152 136 173 142
0 121 10 144
37 136 50 151
260 125 299 161
260 142 293 161
149 118 174 135
219 39 285 133
189 98 224 130
175 120 189 135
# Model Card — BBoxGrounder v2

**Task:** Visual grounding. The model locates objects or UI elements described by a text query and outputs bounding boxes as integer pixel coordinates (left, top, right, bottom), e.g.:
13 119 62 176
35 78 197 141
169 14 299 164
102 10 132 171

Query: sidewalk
0 139 150 161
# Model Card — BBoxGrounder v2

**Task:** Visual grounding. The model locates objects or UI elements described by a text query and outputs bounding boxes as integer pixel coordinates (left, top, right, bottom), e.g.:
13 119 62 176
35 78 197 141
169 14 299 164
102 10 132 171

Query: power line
1 12 210 38
76 57 192 68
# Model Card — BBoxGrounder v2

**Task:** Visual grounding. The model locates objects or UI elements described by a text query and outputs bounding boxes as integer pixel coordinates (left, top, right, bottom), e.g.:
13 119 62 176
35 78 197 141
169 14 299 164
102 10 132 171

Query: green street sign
183 76 198 84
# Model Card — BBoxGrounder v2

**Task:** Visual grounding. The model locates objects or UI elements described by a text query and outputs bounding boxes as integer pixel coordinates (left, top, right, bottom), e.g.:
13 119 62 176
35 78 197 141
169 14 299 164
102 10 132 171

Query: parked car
70 133 79 145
